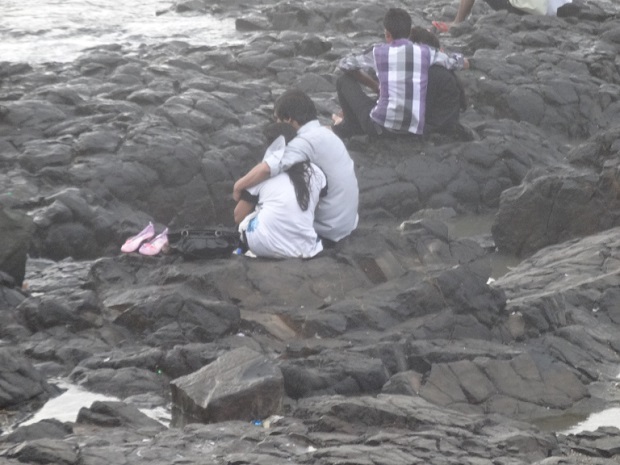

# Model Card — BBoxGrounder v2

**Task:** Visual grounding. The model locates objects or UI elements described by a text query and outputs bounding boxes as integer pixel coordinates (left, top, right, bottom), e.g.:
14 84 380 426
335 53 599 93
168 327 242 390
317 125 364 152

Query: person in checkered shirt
333 8 467 139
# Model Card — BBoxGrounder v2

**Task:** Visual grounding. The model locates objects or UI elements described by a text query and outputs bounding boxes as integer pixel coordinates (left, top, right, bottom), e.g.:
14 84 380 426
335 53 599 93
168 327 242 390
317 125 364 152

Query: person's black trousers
333 73 379 139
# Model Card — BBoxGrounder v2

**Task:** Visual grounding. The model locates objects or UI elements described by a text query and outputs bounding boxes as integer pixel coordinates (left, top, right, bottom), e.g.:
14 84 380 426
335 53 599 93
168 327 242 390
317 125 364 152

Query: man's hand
234 199 255 225
233 179 244 202
232 162 271 201
349 70 379 94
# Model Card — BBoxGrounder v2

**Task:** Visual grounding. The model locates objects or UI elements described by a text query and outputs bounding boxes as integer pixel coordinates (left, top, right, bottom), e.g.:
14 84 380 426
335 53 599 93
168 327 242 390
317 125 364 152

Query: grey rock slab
0 348 60 410
170 346 284 426
76 400 165 431
1 438 78 465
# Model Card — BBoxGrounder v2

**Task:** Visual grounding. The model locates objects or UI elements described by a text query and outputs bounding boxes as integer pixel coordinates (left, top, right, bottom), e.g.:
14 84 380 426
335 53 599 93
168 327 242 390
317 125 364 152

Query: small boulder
76 400 165 431
0 348 59 410
170 346 284 427
0 207 34 286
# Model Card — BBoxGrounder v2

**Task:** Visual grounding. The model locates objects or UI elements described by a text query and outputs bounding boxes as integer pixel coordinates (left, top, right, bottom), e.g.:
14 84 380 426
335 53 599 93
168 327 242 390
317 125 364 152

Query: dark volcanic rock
493 126 620 257
76 400 165 431
0 348 60 410
0 207 34 286
1 419 73 444
2 0 620 464
171 346 284 427
1 438 78 465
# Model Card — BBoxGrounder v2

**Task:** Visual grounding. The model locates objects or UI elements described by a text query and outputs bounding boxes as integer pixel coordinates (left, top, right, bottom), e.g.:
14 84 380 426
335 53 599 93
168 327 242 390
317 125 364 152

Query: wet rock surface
2 0 620 464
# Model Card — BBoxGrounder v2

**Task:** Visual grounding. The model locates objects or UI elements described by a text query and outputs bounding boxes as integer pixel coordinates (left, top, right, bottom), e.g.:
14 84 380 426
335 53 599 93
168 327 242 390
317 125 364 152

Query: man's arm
431 49 469 71
346 69 380 94
234 199 256 225
233 161 270 201
338 47 376 73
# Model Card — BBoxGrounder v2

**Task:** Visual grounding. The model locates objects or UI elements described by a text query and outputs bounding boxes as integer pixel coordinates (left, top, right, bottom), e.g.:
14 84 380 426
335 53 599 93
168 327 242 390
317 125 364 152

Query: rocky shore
2 0 620 464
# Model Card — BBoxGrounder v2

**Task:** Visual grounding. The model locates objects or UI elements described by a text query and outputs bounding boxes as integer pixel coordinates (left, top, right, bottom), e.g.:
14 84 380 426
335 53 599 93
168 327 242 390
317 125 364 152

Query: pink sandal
138 228 169 256
121 222 155 253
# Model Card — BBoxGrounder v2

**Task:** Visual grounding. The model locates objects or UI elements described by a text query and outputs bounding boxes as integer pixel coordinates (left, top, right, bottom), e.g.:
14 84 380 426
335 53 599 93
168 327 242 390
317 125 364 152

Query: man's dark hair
274 89 318 126
383 8 412 40
409 26 441 49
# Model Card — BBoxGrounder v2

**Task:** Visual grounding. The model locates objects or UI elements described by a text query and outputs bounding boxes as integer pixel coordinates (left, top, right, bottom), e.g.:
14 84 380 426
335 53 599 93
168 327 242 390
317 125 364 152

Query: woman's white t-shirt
244 162 327 259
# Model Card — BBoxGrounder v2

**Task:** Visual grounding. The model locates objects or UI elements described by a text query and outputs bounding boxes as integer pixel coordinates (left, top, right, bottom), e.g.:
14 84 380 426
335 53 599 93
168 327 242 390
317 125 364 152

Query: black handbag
168 227 241 260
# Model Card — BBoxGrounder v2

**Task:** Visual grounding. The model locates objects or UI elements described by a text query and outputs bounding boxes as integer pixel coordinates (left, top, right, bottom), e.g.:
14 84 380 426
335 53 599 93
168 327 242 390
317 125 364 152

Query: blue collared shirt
263 120 359 242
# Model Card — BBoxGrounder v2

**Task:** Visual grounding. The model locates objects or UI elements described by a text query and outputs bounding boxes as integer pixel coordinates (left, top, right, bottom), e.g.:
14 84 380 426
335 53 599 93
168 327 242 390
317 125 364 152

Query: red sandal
432 21 451 33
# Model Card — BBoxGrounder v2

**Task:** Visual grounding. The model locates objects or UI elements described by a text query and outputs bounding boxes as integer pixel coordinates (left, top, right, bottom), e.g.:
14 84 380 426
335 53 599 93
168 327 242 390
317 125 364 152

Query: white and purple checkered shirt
339 39 465 135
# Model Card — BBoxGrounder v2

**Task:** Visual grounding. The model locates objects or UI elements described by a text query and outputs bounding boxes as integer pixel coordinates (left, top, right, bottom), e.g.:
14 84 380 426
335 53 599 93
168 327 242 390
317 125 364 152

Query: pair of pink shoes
121 222 169 256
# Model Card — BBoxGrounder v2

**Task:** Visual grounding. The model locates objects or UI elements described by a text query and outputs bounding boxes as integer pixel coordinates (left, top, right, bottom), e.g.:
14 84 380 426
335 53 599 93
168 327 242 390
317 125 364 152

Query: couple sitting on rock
332 7 470 139
233 90 359 259
231 8 467 259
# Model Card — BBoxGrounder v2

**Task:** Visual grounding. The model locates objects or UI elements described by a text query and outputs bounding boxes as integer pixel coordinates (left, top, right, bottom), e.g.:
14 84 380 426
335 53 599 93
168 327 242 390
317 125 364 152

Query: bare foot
331 112 343 125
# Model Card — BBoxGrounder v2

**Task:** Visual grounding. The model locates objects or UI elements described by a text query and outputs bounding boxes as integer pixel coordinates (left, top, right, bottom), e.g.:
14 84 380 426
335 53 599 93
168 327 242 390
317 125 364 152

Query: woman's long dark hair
262 122 315 211
287 161 315 211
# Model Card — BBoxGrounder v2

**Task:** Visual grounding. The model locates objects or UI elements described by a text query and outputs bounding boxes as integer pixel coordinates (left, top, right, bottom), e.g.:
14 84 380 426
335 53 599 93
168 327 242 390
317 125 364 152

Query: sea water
0 0 244 64
562 407 620 435
13 379 170 431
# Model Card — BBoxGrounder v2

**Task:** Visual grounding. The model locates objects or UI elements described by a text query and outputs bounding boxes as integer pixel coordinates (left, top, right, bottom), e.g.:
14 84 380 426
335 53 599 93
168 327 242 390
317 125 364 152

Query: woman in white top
234 125 327 259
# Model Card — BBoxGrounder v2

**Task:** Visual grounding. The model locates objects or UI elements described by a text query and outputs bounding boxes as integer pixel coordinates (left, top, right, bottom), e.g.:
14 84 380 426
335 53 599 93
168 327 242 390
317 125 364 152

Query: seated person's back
425 64 465 133
409 26 468 134
283 123 358 242
240 160 326 259
263 90 359 242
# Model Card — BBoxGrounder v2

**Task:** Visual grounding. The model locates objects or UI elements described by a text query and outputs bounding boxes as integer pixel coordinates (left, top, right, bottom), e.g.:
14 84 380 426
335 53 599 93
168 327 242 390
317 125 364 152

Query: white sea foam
18 380 170 429
562 407 620 435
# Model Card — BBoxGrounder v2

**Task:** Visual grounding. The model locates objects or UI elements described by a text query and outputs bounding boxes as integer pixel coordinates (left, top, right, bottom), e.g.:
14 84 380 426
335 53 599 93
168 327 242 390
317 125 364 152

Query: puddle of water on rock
445 213 522 279
448 217 620 434
487 252 523 280
530 366 620 434
446 212 496 238
557 371 620 434
560 407 620 435
19 381 118 427
532 413 589 433
536 407 620 435
13 380 170 431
